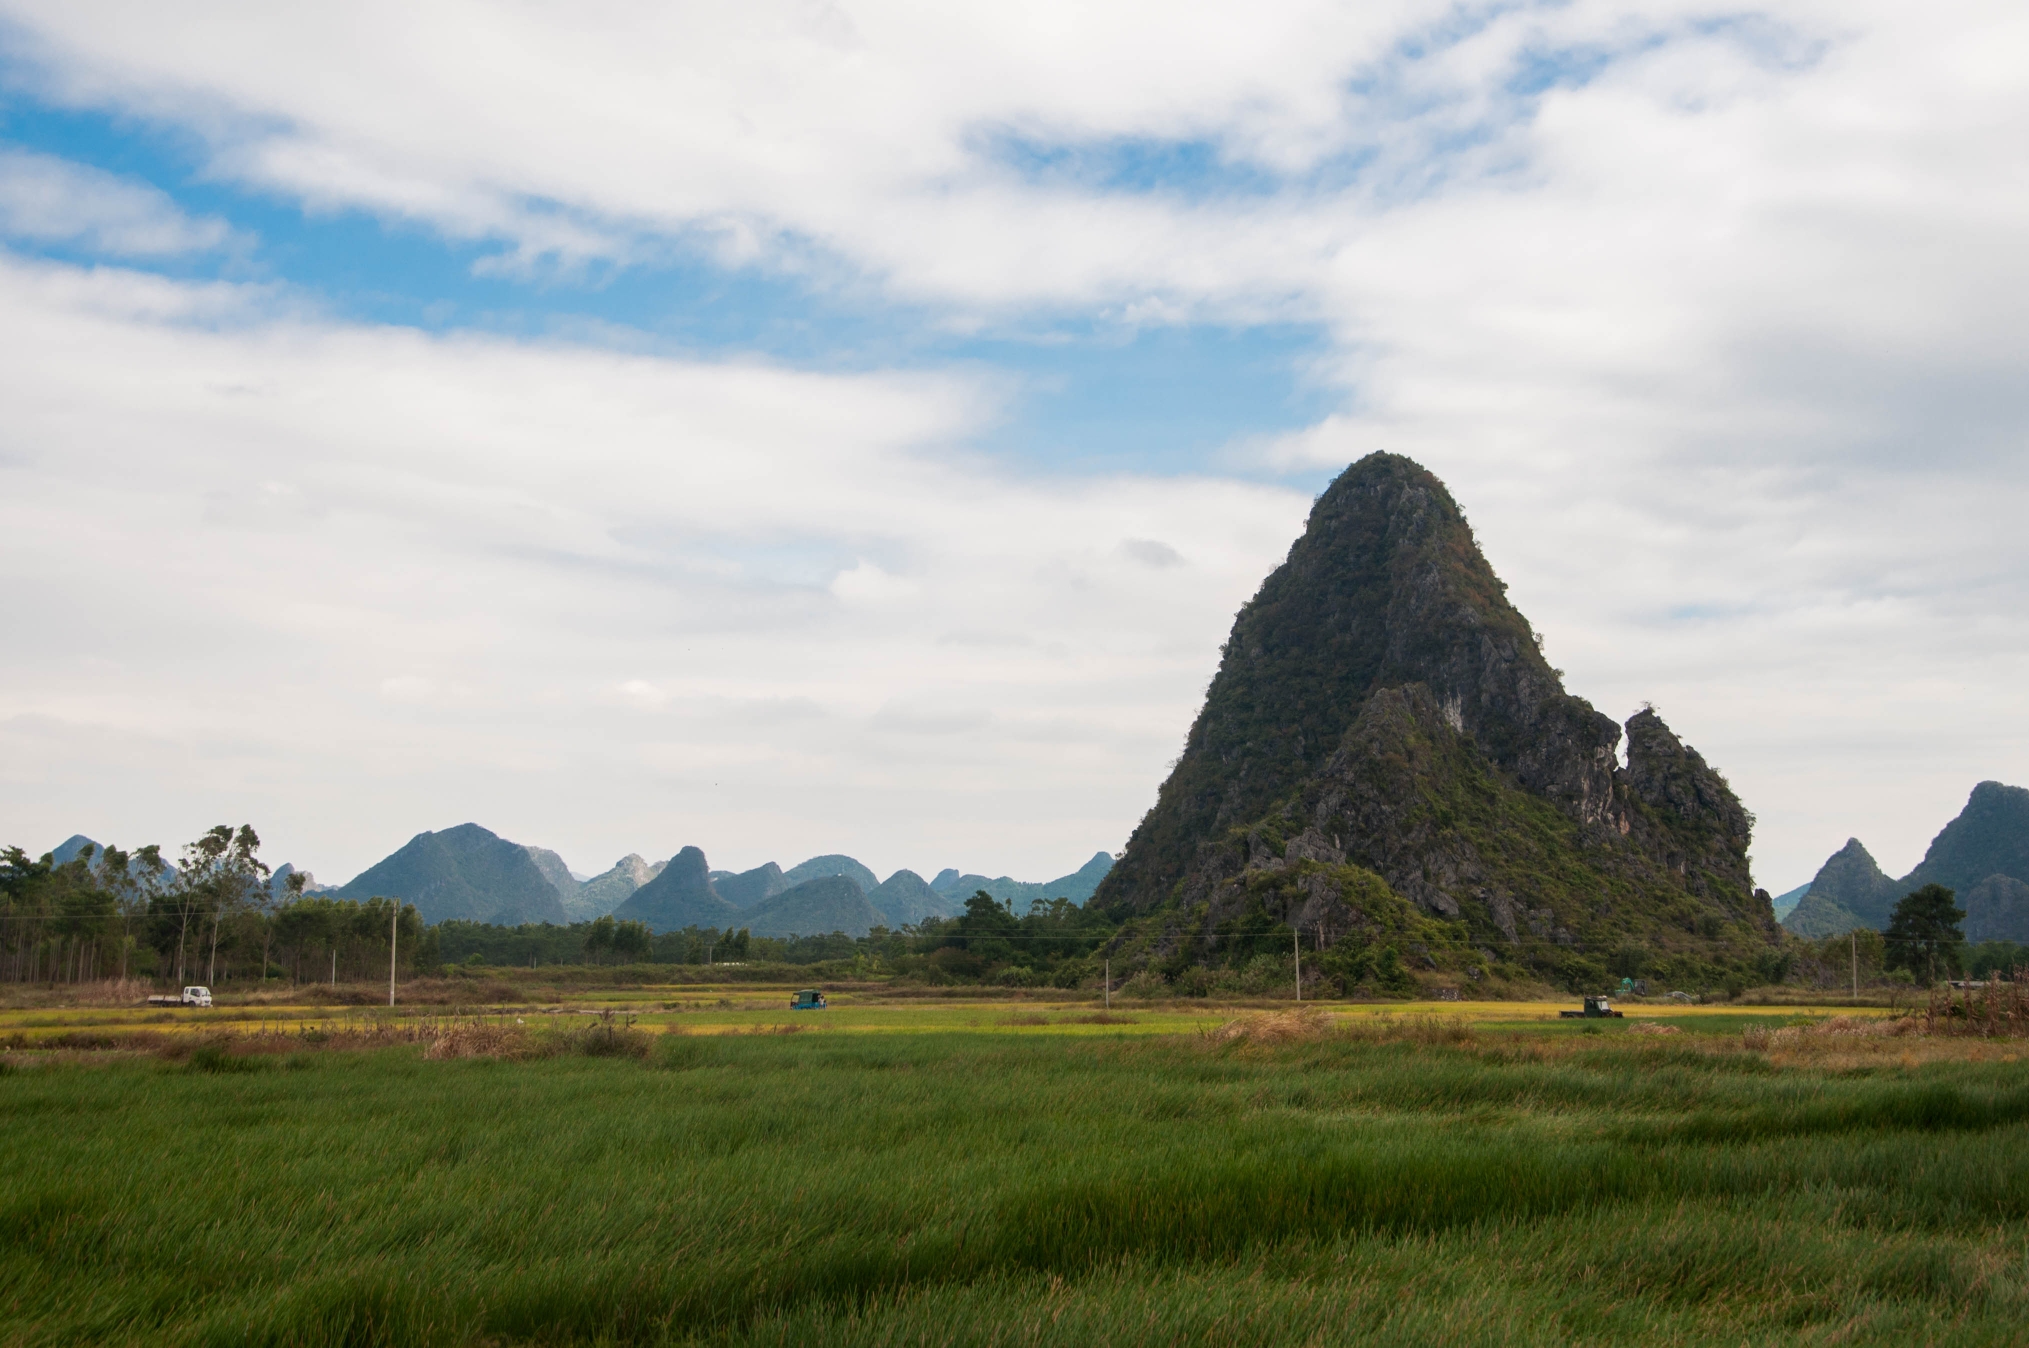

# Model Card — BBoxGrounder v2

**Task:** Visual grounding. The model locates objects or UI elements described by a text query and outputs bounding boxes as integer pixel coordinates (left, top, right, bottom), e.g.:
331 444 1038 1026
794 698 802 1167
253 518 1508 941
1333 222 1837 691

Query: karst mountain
1784 781 2029 942
1094 452 1780 978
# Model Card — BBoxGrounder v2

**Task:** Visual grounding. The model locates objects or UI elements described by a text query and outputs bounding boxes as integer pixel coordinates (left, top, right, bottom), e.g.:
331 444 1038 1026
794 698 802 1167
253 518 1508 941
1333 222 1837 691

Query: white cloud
0 252 1306 881
0 146 230 254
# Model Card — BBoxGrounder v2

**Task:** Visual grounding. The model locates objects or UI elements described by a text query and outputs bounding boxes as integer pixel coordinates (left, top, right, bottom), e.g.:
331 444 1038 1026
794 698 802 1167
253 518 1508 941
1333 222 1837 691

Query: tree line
435 891 1117 980
0 828 432 986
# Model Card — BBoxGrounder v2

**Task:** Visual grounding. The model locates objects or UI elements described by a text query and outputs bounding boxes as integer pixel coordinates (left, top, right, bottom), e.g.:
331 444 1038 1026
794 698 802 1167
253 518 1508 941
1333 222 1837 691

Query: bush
185 1045 266 1075
1318 941 1417 997
1120 969 1170 999
928 947 986 980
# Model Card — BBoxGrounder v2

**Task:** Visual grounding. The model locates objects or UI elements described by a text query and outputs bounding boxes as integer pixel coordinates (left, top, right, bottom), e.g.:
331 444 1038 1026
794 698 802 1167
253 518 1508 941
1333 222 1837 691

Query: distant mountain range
1784 781 2029 942
35 822 1116 938
301 825 1114 936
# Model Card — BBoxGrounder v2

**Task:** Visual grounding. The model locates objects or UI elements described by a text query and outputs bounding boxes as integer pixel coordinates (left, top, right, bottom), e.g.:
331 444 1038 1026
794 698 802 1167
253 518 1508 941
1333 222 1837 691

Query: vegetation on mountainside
1132 690 1781 996
4 1027 2027 1345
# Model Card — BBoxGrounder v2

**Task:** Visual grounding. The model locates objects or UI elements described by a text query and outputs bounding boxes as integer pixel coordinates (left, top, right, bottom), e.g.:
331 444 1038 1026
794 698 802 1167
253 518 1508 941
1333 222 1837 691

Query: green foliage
580 915 653 965
0 844 134 983
1318 941 1418 996
1885 884 1967 982
897 891 1115 985
1207 696 1777 992
1967 941 2029 979
263 894 426 982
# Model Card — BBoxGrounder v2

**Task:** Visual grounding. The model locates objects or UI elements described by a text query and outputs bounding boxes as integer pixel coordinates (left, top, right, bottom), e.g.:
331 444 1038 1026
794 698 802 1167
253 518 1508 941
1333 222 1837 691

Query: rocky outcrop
1096 453 1776 974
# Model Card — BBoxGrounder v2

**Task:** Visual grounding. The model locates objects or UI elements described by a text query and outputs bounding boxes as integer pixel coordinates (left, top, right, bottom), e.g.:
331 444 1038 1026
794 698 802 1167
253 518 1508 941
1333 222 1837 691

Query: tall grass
1 1032 2025 1344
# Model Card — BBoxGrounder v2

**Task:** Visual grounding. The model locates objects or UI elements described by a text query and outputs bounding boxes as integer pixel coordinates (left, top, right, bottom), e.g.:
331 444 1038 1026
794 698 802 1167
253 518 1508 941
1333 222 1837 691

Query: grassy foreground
3 1013 2027 1345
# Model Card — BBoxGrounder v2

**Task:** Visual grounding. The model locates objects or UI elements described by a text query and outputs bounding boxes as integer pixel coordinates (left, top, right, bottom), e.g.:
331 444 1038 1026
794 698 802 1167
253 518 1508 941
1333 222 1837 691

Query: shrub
185 1045 267 1075
1120 969 1170 999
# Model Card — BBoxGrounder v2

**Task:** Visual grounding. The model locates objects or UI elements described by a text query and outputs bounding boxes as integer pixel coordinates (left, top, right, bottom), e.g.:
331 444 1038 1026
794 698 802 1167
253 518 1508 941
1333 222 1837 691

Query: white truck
146 986 213 1008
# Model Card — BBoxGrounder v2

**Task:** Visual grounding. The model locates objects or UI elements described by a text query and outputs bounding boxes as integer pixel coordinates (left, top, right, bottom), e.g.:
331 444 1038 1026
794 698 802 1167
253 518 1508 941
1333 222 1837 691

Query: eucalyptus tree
157 826 270 986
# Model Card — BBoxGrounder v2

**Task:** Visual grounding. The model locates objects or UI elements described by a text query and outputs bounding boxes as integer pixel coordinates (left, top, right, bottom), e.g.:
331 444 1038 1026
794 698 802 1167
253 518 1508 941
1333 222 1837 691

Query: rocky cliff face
1095 453 1776 979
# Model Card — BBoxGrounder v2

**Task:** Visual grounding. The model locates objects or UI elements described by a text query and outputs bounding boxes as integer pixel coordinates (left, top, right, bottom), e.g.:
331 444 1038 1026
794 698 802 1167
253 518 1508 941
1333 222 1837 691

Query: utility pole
1294 926 1302 1003
389 902 398 1008
1104 959 1111 1011
1851 931 1858 1001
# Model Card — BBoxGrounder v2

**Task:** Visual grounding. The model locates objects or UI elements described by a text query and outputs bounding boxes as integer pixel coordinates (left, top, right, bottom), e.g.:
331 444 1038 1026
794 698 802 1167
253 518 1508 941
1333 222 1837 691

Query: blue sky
0 0 2022 890
0 95 1344 481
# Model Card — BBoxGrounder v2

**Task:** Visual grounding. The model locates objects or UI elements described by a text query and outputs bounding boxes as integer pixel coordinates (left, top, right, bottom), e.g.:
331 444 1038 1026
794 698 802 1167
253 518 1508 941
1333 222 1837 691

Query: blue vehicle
790 989 827 1010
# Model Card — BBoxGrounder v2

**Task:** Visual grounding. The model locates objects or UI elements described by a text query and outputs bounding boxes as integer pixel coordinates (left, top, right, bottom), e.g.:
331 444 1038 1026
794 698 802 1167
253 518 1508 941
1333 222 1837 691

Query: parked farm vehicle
145 987 213 1008
789 989 827 1010
1559 995 1623 1019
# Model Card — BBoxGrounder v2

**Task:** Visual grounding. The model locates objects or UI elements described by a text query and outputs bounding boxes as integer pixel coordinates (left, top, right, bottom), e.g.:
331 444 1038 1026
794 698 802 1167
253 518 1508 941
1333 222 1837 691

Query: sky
0 1 2024 891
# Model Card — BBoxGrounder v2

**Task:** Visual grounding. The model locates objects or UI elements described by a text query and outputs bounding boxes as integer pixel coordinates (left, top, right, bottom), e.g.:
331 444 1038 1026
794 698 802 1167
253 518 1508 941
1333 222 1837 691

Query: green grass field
3 999 2026 1345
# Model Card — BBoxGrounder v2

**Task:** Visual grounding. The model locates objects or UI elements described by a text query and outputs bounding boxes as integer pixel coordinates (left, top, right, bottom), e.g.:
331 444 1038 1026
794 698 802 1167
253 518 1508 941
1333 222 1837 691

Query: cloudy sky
0 1 2023 890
